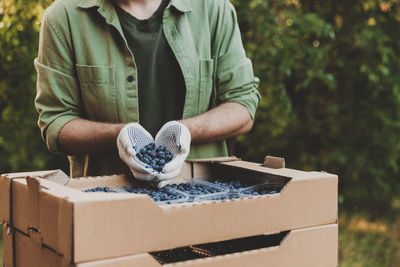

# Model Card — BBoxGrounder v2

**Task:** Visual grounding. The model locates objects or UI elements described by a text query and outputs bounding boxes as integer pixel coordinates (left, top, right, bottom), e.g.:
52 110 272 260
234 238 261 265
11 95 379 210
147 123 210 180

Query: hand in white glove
155 121 191 182
117 123 158 181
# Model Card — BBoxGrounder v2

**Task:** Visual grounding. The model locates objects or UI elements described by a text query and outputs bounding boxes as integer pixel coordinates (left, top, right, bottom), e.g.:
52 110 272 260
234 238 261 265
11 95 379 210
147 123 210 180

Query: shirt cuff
228 95 260 121
46 115 81 154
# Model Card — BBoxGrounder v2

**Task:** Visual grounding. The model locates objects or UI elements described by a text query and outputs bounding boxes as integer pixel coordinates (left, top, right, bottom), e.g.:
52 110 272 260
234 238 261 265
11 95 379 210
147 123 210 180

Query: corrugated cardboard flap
0 170 70 226
1 174 75 263
264 156 285 169
186 156 239 164
220 160 338 181
2 170 69 184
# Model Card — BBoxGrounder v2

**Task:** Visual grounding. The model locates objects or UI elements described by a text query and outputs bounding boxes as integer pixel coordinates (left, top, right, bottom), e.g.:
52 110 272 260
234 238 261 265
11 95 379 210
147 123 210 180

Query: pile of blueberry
84 185 185 202
84 186 112 193
136 142 173 172
121 185 185 202
168 183 223 195
83 180 280 204
212 180 253 192
242 188 278 196
201 194 241 201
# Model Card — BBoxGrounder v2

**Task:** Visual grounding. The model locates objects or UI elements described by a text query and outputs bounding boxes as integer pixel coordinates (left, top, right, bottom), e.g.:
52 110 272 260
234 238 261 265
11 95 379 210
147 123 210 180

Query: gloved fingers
162 153 187 173
117 123 156 176
117 132 137 158
176 123 191 153
155 121 191 154
154 121 177 142
157 179 172 189
157 166 183 182
129 167 158 181
118 146 155 175
124 123 154 151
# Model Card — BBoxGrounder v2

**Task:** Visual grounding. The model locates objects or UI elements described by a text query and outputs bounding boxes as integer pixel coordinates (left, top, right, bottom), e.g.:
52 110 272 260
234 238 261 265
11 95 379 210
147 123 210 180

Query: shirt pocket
198 59 214 114
76 64 118 122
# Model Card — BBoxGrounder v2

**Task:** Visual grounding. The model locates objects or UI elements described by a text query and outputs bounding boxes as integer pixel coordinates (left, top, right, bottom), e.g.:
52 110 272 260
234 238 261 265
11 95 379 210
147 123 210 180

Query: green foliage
233 0 400 218
0 0 68 174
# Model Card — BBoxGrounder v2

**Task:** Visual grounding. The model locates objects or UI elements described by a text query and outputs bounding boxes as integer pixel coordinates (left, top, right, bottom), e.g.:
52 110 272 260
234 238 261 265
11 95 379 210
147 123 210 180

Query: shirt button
127 75 134 83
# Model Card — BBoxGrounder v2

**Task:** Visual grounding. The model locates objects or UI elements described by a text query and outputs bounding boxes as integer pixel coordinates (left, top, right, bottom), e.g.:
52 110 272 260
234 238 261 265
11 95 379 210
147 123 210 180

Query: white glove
155 121 191 182
117 123 158 181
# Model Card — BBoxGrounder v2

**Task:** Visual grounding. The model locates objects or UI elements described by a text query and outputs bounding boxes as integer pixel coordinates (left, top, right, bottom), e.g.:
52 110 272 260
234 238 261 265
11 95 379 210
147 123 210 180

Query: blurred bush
233 0 400 219
0 0 68 174
1 0 400 219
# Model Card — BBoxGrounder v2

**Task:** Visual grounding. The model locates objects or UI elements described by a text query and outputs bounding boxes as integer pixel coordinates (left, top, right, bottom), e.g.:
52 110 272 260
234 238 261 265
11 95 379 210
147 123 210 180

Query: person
34 0 260 181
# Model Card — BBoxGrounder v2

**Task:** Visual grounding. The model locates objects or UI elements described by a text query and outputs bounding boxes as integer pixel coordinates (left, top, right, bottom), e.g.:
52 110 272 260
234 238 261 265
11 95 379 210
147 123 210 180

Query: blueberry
148 142 156 149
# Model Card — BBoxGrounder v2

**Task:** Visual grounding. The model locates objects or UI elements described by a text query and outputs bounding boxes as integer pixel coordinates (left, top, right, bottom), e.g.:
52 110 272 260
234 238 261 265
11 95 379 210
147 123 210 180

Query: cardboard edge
26 177 41 229
2 170 67 180
186 156 240 164
221 160 338 180
0 175 11 224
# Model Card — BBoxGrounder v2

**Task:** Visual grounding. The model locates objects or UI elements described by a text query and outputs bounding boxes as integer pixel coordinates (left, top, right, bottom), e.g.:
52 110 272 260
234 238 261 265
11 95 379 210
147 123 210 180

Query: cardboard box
3 223 338 267
0 159 338 264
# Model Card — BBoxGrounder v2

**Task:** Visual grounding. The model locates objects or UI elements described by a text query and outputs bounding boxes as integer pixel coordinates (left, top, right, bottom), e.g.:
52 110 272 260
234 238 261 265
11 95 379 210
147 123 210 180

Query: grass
339 213 400 267
0 217 399 266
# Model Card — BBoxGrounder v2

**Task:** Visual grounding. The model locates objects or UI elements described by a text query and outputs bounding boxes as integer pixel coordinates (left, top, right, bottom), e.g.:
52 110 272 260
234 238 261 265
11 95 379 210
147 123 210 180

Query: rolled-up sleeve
34 11 83 154
214 1 261 120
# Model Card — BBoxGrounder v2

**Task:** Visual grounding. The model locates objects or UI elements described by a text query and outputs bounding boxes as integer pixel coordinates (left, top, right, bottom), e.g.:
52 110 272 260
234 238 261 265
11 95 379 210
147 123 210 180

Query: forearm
58 119 126 154
180 102 253 144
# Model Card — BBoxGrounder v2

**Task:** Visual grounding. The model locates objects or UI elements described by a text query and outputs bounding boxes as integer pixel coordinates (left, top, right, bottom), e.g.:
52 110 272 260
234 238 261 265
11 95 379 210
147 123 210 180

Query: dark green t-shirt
114 0 186 137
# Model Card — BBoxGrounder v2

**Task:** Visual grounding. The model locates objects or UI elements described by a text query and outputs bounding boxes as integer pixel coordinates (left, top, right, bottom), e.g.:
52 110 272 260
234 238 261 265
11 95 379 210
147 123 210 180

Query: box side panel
12 180 37 232
73 197 161 262
166 224 338 267
73 163 337 262
6 224 337 267
13 229 73 267
3 225 14 267
77 224 337 267
4 177 74 261
39 192 73 262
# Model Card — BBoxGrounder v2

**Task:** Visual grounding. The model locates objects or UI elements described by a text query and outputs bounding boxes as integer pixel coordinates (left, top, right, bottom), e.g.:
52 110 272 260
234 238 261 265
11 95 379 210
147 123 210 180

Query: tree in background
233 0 400 218
0 0 68 173
1 0 399 219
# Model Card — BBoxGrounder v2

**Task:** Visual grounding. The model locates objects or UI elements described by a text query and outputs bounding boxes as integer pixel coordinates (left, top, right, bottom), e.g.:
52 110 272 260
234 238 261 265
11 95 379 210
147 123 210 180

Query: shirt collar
78 0 100 9
78 0 192 13
168 0 192 13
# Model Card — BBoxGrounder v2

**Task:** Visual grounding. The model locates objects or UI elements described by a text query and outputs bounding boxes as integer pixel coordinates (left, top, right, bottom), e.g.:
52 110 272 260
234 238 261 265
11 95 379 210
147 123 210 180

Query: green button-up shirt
35 0 261 177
